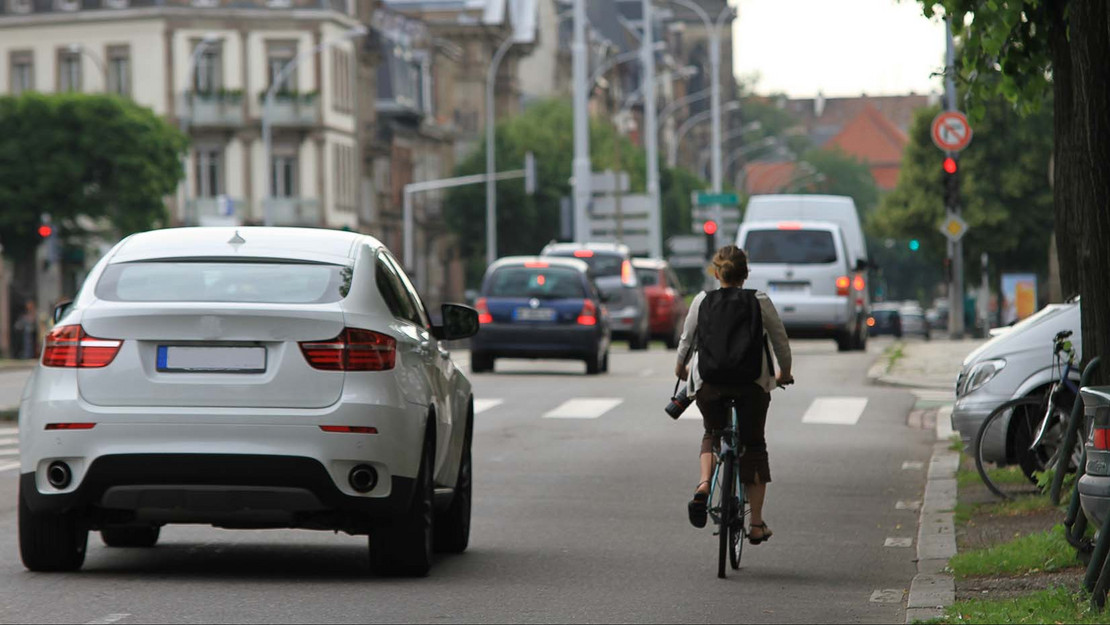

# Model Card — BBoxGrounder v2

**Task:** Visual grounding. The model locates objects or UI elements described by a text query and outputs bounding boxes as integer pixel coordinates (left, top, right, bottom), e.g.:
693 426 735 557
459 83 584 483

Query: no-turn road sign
931 111 973 152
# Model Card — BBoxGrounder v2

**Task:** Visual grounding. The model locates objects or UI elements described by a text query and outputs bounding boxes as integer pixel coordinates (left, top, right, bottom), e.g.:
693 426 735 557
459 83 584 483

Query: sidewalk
869 338 985 390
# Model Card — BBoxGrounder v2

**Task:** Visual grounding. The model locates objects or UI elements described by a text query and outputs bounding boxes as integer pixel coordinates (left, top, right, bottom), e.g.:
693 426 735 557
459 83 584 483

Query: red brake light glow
835 276 850 296
299 328 396 371
320 425 378 434
573 250 594 258
778 221 804 230
475 297 493 324
853 275 866 292
523 261 549 268
866 317 876 328
577 299 598 326
536 275 546 286
42 325 122 368
45 423 96 430
621 260 635 286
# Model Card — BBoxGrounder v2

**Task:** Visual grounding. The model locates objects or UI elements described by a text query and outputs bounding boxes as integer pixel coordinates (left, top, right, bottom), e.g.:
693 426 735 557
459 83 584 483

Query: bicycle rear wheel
729 481 746 570
974 397 1046 499
717 453 734 579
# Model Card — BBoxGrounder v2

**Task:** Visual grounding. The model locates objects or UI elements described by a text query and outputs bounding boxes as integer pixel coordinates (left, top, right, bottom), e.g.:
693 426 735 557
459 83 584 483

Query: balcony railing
185 196 247 226
262 198 322 226
182 91 244 127
262 92 320 126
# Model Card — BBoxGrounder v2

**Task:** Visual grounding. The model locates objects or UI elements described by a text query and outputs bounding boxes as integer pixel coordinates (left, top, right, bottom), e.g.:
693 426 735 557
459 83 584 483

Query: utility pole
945 15 965 339
571 0 592 242
641 0 662 258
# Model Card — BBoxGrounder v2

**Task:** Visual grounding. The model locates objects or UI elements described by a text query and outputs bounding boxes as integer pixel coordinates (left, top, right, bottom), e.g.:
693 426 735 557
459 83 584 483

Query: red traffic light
943 157 958 174
703 220 718 236
37 224 53 238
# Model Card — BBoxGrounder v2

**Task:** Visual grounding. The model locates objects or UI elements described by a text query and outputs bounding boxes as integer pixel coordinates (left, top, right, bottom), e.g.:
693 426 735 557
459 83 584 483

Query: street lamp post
640 0 662 258
668 100 741 167
262 25 367 227
484 36 516 267
696 121 762 176
721 136 778 174
571 0 592 243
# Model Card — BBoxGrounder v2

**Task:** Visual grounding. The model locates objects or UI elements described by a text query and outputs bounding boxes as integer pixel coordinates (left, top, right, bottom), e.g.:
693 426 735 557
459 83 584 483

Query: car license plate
513 307 556 322
770 282 809 294
156 346 266 373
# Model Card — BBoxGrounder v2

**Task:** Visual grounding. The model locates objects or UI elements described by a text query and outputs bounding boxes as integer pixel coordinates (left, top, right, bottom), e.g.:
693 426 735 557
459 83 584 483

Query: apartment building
0 0 365 230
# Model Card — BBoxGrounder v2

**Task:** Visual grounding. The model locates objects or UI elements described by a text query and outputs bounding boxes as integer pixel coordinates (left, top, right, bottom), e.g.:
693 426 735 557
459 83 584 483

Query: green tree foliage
0 92 187 261
444 98 705 286
798 147 879 216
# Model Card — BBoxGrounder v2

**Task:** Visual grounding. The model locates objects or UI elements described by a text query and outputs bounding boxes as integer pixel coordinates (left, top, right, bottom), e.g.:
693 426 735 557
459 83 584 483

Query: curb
905 405 958 624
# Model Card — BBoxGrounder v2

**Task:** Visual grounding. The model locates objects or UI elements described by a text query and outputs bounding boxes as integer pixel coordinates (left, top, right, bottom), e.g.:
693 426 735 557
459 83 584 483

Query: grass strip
935 587 1103 624
949 524 1079 578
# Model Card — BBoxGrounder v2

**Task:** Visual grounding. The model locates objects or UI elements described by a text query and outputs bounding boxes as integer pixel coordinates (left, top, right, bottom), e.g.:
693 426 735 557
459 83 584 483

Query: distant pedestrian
14 301 37 360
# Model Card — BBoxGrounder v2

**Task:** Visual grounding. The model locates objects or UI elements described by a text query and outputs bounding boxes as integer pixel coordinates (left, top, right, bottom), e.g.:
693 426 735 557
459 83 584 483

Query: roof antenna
228 230 246 245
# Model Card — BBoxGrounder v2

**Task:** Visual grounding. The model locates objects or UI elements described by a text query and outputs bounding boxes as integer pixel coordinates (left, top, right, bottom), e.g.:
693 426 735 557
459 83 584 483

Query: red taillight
866 317 876 328
621 260 634 286
320 425 378 434
1095 428 1110 451
524 261 549 268
778 221 803 230
299 328 396 371
835 276 850 296
573 250 594 258
577 299 598 326
853 275 866 292
42 325 122 368
475 297 493 324
44 423 96 430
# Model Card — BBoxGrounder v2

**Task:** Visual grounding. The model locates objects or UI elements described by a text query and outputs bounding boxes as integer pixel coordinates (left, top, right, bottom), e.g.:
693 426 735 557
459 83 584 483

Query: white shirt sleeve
676 291 705 366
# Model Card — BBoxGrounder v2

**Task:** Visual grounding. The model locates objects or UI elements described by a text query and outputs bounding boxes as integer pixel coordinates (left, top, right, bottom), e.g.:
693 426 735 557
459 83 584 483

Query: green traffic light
909 239 920 251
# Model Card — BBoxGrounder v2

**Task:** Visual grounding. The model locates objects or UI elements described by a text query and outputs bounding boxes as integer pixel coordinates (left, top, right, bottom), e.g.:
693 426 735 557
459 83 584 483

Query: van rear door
740 225 850 327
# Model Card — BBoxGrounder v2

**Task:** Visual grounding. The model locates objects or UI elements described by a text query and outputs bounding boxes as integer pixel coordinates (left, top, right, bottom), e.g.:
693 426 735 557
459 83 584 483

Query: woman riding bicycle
675 245 793 544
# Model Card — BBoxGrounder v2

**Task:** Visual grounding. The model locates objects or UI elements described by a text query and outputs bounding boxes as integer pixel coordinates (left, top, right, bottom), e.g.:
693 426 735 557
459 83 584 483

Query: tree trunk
1065 1 1110 382
1050 0 1080 300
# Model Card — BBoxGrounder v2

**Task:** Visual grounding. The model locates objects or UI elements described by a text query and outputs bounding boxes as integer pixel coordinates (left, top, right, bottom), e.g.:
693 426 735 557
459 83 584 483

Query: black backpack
696 288 767 385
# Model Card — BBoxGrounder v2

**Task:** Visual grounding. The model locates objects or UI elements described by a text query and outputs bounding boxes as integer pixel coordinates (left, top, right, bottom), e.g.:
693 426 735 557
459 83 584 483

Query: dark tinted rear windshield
544 251 623 277
634 268 659 286
96 261 349 303
744 230 838 265
487 266 586 299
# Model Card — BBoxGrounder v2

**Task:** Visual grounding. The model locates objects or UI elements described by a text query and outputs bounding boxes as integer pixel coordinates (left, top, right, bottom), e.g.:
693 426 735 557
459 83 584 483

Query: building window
8 0 32 13
194 148 224 198
194 44 222 94
191 0 219 6
266 0 291 7
331 48 353 113
266 41 297 95
104 0 129 7
54 0 79 11
271 152 298 198
9 51 33 95
334 144 356 212
57 49 82 92
107 45 130 97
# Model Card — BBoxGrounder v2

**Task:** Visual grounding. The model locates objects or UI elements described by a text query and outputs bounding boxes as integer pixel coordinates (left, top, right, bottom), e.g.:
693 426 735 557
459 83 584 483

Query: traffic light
943 156 959 210
703 220 718 258
909 239 920 251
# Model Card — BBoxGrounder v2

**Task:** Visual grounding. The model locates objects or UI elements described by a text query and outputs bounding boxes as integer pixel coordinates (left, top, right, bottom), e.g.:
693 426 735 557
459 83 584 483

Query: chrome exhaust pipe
47 461 72 489
348 465 378 493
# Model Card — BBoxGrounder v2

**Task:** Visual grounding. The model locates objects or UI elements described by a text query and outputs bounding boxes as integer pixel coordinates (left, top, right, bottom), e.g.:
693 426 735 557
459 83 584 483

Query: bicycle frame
707 406 746 530
1031 339 1080 451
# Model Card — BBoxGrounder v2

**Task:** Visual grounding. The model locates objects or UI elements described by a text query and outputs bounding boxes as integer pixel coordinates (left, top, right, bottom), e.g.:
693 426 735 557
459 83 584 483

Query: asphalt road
0 338 932 624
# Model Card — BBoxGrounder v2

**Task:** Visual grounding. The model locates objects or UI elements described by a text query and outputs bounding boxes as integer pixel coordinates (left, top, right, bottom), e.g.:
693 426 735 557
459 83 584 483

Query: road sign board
667 235 705 255
590 170 630 194
939 212 969 242
695 192 739 206
931 111 972 152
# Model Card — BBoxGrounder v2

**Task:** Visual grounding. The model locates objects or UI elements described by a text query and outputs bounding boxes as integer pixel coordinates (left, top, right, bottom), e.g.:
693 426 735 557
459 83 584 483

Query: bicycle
706 398 748 579
973 330 1081 499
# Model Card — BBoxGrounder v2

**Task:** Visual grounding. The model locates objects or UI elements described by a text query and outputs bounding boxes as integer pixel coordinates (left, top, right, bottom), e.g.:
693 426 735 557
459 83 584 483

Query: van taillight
42 325 122 368
475 297 493 324
300 328 396 371
577 300 598 326
835 276 850 296
853 275 866 292
621 260 635 286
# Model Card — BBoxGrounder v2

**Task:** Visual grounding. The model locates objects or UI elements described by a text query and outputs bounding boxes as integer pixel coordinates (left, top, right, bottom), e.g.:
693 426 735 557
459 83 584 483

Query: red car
632 258 690 349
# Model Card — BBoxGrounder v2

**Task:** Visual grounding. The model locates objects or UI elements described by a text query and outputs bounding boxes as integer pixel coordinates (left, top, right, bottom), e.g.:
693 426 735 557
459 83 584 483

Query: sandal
687 481 710 528
749 522 773 545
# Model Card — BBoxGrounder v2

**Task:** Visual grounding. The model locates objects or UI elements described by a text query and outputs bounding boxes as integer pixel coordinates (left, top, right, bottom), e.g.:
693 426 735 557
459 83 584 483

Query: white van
737 220 868 351
743 195 869 268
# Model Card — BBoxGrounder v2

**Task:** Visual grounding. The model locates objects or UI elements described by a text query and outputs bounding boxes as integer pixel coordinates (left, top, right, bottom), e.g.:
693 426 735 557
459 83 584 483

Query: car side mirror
53 300 73 324
433 303 480 340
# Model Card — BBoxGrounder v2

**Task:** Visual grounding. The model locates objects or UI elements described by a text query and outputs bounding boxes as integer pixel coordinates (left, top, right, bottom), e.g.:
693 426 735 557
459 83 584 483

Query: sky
732 0 948 98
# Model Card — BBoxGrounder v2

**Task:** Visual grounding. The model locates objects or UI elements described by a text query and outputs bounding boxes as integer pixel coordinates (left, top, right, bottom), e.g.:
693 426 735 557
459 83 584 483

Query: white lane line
869 589 904 603
0 437 18 445
543 398 623 419
884 537 914 548
896 500 922 511
0 449 18 456
902 461 925 470
0 461 19 473
801 397 868 425
86 614 130 625
473 399 504 415
0 427 17 436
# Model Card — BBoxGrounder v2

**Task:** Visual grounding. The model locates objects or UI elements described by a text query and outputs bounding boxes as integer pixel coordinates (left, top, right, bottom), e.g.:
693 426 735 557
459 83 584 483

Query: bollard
1065 445 1090 550
1052 357 1101 505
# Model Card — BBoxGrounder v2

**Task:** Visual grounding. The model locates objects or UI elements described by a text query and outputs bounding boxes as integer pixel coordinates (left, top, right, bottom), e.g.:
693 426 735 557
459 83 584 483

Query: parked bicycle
974 330 1082 499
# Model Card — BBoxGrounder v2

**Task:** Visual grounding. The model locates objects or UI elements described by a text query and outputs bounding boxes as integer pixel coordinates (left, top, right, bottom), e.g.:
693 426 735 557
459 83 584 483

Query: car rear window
95 261 349 304
545 251 624 277
744 230 838 265
634 268 659 286
487 266 586 299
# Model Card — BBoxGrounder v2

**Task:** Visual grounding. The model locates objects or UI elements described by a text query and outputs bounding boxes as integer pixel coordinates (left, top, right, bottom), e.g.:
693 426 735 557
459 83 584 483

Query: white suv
18 227 478 576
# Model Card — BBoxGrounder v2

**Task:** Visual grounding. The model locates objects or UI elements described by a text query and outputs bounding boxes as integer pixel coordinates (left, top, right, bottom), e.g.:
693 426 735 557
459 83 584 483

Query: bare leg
746 478 769 538
697 452 714 493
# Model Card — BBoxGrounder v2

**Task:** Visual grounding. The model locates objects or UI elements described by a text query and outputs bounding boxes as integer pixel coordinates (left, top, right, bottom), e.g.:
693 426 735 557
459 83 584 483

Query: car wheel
19 485 87 572
630 329 649 351
470 352 494 373
835 332 852 352
101 526 160 548
370 428 435 577
435 408 472 554
600 350 610 373
586 353 602 375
